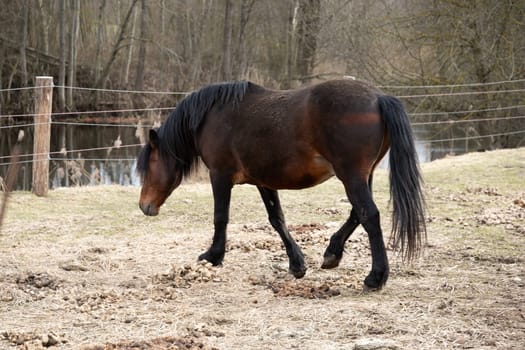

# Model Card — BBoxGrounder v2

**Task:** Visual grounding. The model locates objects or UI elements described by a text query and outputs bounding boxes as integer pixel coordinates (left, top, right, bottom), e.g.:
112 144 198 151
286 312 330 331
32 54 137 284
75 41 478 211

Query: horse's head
137 129 183 216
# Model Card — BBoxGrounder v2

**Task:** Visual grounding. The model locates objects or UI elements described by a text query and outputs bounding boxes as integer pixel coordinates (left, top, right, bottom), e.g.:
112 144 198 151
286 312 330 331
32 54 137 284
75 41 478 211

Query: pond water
1 123 145 191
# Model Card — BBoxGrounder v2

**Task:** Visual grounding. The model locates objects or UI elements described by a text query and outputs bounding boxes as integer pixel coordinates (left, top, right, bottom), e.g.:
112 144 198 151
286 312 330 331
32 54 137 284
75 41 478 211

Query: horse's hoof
321 254 341 269
364 269 389 290
198 251 223 266
290 266 307 279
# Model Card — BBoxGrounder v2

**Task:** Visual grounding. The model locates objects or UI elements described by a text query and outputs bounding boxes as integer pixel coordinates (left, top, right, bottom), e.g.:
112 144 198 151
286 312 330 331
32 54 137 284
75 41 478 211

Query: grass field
0 148 524 349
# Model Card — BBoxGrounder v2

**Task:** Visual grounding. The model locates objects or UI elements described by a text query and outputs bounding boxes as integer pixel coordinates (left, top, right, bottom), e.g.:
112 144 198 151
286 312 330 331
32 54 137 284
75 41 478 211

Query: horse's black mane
137 81 251 179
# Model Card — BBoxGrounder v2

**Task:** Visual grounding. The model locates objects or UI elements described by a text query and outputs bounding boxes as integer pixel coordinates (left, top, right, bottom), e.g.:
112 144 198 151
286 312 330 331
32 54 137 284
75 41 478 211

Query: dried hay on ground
0 148 524 349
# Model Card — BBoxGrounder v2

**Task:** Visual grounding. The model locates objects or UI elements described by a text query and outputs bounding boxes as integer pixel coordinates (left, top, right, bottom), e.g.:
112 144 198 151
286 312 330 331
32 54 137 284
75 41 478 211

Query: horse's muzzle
139 202 159 216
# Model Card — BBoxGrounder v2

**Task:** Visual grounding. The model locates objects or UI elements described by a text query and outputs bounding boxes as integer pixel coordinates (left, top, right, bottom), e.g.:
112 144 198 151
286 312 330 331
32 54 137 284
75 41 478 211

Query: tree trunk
221 0 233 81
160 0 165 36
123 5 138 86
183 0 193 62
0 44 5 114
283 0 298 89
36 0 50 54
189 1 212 86
235 0 254 79
93 0 107 106
134 0 147 92
19 0 29 87
295 0 321 83
94 0 107 86
58 0 66 111
133 0 147 109
66 0 80 109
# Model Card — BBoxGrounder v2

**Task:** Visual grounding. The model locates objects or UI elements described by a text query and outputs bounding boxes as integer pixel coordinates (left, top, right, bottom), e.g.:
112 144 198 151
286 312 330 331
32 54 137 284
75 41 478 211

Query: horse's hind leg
321 209 360 268
342 176 389 289
257 186 306 278
322 175 373 269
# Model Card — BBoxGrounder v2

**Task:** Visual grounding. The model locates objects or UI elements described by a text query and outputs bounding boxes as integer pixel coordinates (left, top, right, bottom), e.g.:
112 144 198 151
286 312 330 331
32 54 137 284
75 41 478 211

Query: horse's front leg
257 186 306 278
198 174 233 266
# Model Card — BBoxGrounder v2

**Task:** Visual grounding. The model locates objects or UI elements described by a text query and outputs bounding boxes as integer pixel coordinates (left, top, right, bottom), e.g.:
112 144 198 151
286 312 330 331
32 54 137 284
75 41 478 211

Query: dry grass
0 148 524 349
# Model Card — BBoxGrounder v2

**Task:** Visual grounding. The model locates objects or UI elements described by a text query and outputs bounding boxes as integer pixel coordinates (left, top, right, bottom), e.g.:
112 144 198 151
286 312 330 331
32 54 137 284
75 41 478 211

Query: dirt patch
1 332 216 350
475 200 525 233
16 272 60 290
269 280 341 299
82 336 217 350
0 272 61 303
2 331 64 348
153 261 223 288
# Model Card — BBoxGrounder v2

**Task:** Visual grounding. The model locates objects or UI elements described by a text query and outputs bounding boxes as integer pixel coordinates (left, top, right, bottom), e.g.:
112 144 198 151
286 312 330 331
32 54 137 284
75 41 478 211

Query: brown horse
137 79 425 289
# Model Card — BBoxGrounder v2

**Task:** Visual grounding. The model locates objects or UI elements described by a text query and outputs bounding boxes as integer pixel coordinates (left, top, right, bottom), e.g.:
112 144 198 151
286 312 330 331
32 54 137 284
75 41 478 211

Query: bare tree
35 0 50 55
134 0 147 92
283 0 298 88
19 0 29 87
0 0 523 143
123 4 137 86
94 0 107 87
235 0 255 79
221 0 233 81
95 0 139 89
295 0 320 83
66 0 80 109
58 0 66 111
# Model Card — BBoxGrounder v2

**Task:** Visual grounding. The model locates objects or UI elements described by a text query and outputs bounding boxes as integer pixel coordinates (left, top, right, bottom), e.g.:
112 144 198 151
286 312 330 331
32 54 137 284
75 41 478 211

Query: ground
0 148 524 350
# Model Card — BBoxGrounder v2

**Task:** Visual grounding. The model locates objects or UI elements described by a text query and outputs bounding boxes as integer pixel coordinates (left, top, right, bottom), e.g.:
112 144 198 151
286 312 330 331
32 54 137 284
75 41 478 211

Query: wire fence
0 106 176 119
409 104 525 117
377 78 525 89
3 112 525 130
3 77 523 92
1 78 524 189
3 103 525 120
0 143 143 164
396 88 525 99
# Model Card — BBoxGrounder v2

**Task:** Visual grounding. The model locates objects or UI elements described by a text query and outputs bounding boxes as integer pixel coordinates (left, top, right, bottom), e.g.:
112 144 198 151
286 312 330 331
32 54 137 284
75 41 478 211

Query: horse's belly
293 154 335 188
239 153 335 190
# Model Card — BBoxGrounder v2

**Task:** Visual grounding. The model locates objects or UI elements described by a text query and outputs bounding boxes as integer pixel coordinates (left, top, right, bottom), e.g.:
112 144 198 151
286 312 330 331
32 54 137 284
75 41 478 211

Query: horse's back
309 79 382 114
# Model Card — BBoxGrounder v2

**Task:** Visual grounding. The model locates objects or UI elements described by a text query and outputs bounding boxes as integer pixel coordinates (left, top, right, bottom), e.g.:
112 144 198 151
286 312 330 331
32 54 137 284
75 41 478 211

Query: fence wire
1 79 524 170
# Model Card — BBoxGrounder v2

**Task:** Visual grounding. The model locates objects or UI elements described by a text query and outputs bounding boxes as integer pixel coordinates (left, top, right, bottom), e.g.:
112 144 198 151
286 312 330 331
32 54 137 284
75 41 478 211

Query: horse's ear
149 129 159 148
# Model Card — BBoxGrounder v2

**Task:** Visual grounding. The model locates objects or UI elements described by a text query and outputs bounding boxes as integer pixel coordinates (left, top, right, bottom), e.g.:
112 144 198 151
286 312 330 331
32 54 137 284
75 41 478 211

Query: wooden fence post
32 76 53 196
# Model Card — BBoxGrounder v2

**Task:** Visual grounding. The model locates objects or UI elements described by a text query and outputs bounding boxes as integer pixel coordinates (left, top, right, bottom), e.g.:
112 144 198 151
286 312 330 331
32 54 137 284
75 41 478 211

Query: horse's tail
377 94 426 260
